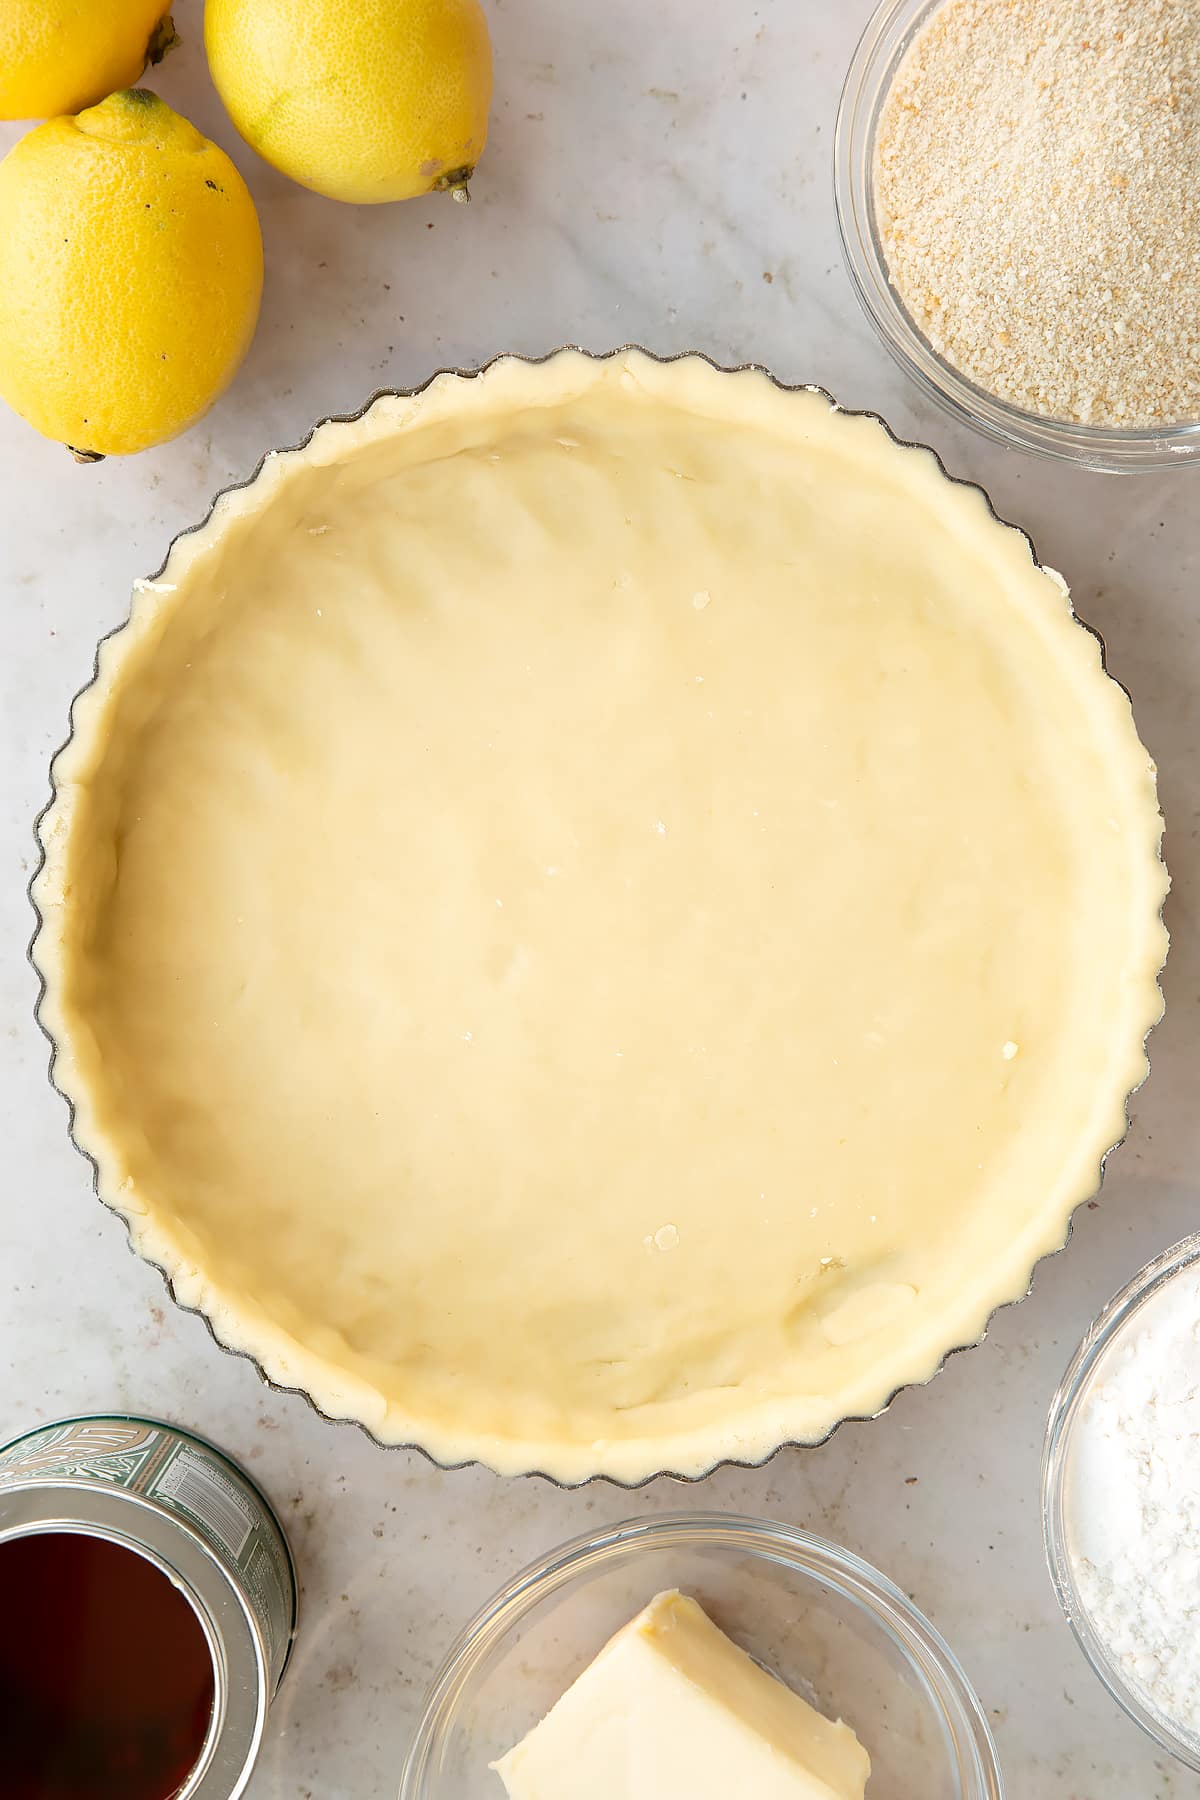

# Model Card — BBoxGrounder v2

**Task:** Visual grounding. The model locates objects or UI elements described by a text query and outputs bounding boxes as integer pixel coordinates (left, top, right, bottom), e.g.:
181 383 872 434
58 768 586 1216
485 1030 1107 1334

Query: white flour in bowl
1068 1260 1200 1735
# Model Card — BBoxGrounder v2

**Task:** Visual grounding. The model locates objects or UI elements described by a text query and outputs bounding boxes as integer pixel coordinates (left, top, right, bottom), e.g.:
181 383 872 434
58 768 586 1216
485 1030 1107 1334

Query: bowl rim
1042 1233 1200 1771
397 1507 1005 1799
833 0 1200 472
26 344 1167 1487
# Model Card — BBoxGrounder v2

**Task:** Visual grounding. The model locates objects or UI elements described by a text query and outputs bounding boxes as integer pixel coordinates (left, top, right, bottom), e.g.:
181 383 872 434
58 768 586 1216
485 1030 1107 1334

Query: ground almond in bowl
874 0 1200 427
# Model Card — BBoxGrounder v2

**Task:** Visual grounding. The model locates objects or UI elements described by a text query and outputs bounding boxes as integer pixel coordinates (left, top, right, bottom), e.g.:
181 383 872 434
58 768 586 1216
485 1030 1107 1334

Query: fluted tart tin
28 349 1167 1486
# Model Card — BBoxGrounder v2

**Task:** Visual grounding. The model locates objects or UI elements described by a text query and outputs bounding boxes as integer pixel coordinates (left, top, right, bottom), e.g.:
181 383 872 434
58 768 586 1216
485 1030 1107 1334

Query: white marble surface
1 3 1198 1795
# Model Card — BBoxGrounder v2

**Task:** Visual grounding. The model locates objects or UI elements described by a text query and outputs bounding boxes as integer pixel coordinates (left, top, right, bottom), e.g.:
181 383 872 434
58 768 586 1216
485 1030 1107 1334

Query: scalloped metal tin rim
27 345 1168 1490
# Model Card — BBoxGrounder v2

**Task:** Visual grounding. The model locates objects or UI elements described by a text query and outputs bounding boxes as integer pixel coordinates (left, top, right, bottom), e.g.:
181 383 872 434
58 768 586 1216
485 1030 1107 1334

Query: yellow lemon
204 0 492 204
0 0 178 122
0 90 263 458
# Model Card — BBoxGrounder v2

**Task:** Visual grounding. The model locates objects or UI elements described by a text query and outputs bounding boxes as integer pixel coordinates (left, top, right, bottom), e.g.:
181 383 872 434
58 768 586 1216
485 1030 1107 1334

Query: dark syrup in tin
0 1531 215 1799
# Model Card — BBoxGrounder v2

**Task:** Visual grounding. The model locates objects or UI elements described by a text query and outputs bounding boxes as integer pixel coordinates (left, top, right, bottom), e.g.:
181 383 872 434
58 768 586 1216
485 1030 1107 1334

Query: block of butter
492 1589 870 1799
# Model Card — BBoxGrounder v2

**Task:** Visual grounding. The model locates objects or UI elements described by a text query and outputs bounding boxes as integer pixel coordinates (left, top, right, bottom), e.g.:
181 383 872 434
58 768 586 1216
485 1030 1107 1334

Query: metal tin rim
0 1485 269 1799
26 345 1169 1488
0 1410 299 1685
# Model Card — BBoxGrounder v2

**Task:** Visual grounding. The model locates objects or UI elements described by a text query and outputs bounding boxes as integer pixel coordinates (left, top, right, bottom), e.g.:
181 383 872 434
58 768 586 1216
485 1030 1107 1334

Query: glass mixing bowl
834 0 1200 471
1043 1234 1200 1772
399 1510 1004 1798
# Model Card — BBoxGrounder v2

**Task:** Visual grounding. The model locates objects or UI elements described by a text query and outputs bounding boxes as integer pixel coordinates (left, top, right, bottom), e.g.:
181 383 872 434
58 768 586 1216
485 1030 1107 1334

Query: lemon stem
434 164 475 203
146 13 180 67
67 447 105 465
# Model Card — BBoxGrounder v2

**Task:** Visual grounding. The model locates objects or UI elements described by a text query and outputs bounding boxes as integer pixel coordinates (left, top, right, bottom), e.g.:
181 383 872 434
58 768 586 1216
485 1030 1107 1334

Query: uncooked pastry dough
32 352 1167 1483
